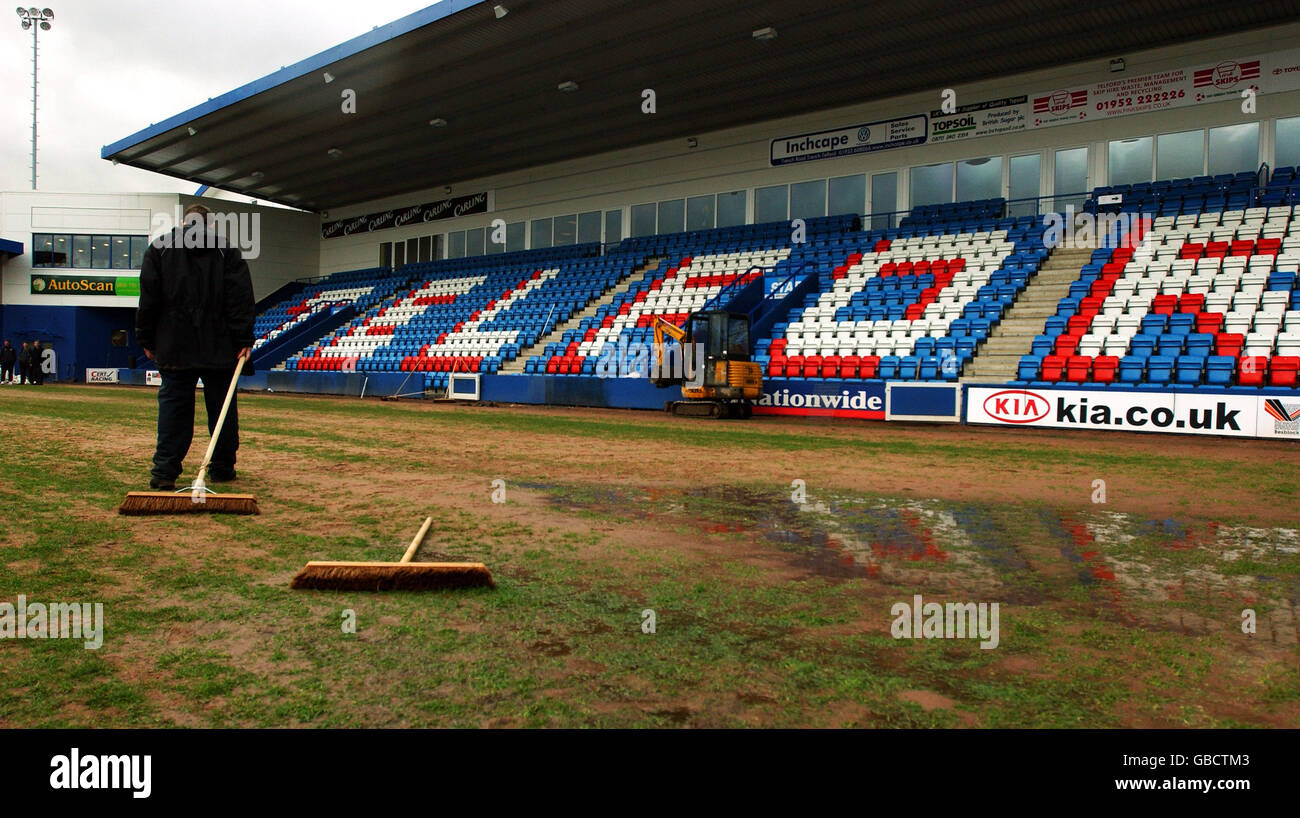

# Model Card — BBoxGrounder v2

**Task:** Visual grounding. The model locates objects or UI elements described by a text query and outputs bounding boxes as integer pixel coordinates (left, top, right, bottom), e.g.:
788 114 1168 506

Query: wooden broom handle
400 517 434 563
197 352 249 477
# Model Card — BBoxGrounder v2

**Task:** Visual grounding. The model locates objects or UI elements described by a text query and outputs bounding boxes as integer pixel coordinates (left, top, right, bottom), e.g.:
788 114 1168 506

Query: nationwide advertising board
966 386 1300 440
754 379 886 419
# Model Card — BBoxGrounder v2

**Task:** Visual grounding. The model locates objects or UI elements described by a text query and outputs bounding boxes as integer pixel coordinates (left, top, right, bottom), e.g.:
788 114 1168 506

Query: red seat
546 356 560 374
1041 355 1067 382
821 355 841 378
1196 312 1224 334
1065 355 1092 383
768 357 786 377
1179 243 1204 259
1215 333 1244 357
840 355 860 379
1054 334 1079 355
1257 238 1282 255
1238 356 1268 386
803 355 822 378
1270 357 1300 387
1092 355 1120 384
1152 295 1177 315
784 356 804 377
1178 293 1204 314
859 355 880 379
1229 240 1256 256
1067 315 1092 335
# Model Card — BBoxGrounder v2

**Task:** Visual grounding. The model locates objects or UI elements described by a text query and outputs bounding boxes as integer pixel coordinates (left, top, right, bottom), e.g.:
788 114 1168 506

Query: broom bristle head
290 561 495 591
118 491 260 515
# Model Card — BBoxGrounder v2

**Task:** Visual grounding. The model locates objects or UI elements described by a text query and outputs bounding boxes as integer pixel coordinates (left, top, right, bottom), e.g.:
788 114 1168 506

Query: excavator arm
651 315 688 386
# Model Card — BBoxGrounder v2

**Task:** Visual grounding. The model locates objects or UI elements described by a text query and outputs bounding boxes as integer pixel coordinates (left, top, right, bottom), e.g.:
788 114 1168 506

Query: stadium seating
1014 191 1300 389
758 211 1050 381
252 267 395 352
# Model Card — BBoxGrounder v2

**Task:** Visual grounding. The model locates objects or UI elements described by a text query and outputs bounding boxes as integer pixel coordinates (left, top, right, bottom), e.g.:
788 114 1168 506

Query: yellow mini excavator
651 310 763 418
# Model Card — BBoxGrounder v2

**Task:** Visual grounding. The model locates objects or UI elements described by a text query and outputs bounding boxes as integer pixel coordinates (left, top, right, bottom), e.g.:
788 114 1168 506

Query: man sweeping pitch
122 204 258 514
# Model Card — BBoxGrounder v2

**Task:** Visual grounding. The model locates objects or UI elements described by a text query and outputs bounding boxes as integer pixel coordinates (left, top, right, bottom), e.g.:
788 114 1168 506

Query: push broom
118 353 260 515
290 516 495 591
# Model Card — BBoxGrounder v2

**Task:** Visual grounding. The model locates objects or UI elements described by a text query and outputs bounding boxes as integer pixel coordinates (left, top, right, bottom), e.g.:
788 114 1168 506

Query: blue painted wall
1 305 142 380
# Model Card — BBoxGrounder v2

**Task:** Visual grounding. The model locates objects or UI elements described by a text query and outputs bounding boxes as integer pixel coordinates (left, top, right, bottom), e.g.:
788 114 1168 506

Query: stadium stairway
961 246 1094 383
500 256 665 374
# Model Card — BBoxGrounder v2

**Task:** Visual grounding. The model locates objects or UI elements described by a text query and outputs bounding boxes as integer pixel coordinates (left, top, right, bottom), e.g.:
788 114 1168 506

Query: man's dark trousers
152 367 239 483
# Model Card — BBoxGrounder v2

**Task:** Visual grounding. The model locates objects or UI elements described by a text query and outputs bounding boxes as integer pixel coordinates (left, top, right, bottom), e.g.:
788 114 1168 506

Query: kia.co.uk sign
966 386 1299 440
85 368 119 384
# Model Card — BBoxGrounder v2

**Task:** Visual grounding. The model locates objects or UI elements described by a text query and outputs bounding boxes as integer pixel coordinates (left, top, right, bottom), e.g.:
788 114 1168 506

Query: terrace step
961 247 1095 384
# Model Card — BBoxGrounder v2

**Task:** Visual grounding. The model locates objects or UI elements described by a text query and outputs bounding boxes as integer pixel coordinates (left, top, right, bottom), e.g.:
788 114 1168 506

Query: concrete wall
318 21 1300 275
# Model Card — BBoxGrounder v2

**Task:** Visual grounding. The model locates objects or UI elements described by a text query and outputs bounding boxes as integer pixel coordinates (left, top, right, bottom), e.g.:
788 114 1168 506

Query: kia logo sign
983 389 1049 423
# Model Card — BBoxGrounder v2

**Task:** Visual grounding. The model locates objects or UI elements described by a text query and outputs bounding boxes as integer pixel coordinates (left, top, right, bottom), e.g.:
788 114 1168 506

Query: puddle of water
516 480 1300 642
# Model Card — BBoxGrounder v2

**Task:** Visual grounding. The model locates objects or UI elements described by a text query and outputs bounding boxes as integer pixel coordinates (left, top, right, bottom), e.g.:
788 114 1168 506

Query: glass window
1108 136 1153 187
630 204 656 237
686 195 715 231
1278 117 1300 170
91 235 112 269
716 190 746 227
530 218 553 249
790 179 827 220
577 211 602 244
31 234 52 268
111 236 130 269
1053 147 1088 211
1208 122 1259 175
1008 154 1040 216
129 236 147 268
393 242 406 268
910 162 953 207
870 171 897 230
465 228 484 256
956 156 1003 202
828 174 865 217
485 227 503 255
379 243 393 268
1156 130 1204 180
605 209 623 244
448 231 465 258
554 214 577 245
506 222 525 253
755 185 788 223
657 199 685 235
419 235 433 261
72 235 91 269
52 234 71 267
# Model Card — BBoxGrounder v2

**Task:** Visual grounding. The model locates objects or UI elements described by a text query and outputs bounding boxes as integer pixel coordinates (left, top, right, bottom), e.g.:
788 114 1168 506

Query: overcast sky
0 0 436 201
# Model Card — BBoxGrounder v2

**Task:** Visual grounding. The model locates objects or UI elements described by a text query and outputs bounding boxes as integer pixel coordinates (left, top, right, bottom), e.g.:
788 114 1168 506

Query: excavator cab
652 310 762 418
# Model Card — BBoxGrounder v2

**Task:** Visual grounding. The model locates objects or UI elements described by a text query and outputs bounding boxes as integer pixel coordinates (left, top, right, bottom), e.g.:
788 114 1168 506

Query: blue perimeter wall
1 305 143 379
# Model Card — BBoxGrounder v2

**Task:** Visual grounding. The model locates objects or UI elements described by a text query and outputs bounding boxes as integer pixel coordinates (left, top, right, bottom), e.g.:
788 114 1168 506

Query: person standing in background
0 340 15 384
17 341 30 384
28 340 45 385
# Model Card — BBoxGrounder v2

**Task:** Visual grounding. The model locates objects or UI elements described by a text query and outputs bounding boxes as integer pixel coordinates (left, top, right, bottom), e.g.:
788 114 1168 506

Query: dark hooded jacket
135 224 256 370
0 343 15 367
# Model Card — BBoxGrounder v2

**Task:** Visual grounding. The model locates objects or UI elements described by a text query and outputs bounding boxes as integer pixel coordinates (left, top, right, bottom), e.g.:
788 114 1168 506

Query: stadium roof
0 238 23 257
103 0 1299 213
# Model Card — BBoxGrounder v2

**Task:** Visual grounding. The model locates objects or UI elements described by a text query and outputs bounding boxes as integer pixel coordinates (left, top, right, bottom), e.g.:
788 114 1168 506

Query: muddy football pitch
1 384 1297 728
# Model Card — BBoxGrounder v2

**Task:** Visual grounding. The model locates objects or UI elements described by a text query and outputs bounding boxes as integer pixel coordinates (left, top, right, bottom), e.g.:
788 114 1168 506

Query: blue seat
1146 356 1175 385
1185 333 1214 357
1129 335 1157 358
1156 335 1185 356
1017 355 1042 381
1117 356 1145 384
1174 356 1204 385
878 355 900 379
918 356 939 380
1205 356 1235 386
898 356 920 380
